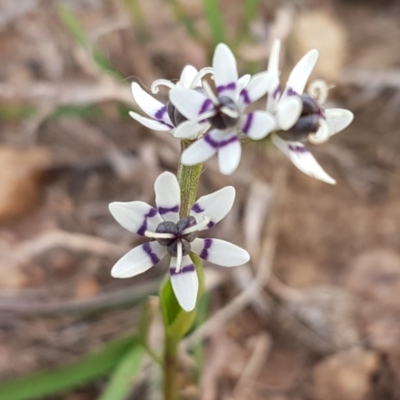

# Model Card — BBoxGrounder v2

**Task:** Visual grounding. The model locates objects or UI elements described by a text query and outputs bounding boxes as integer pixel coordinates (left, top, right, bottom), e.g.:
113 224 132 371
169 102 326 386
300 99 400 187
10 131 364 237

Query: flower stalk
177 140 203 218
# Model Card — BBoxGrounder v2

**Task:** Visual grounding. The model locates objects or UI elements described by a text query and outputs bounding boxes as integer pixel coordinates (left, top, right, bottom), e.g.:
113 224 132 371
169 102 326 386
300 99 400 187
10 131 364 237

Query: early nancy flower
169 43 276 175
130 65 212 140
267 39 354 184
109 171 250 312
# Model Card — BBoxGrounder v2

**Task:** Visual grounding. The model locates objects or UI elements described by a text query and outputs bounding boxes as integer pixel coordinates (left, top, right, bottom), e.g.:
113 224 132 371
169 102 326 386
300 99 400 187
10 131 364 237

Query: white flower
169 43 275 175
267 39 354 184
130 65 212 140
109 171 250 312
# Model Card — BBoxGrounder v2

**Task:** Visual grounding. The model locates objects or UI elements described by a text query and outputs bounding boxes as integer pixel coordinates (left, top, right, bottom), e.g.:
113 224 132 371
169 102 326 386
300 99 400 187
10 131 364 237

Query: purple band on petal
143 242 160 264
204 133 220 149
288 144 308 153
170 263 196 275
242 113 254 135
217 82 236 95
273 85 281 100
199 99 213 114
220 135 238 148
207 221 215 229
137 207 158 236
191 203 204 213
286 87 297 96
158 205 179 215
199 238 213 259
240 89 251 105
155 106 167 120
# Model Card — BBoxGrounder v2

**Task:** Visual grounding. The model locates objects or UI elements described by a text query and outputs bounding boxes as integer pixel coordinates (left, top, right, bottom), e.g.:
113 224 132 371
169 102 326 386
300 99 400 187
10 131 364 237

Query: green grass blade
0 335 138 400
58 4 88 47
244 0 259 23
98 345 144 400
203 0 225 45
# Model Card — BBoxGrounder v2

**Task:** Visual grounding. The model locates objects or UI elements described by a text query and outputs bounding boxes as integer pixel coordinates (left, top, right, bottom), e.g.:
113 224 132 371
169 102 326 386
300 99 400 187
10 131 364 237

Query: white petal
238 71 274 108
218 134 241 175
276 96 303 130
111 242 167 278
179 65 198 88
154 172 180 222
191 238 250 266
169 87 213 121
173 120 205 140
213 43 239 98
268 39 281 75
131 82 172 125
109 201 163 235
129 111 172 131
267 75 281 113
324 108 354 137
180 131 219 165
237 74 251 92
191 186 235 228
284 49 319 96
241 111 275 140
271 134 336 184
170 256 198 312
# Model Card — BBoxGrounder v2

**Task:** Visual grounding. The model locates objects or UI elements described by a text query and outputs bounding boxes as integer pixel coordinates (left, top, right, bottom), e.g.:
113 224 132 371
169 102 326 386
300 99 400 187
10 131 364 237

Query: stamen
151 79 176 94
145 231 175 239
308 119 330 144
175 241 183 273
308 79 331 105
189 67 214 89
202 80 220 106
182 216 211 235
196 110 217 122
220 106 239 119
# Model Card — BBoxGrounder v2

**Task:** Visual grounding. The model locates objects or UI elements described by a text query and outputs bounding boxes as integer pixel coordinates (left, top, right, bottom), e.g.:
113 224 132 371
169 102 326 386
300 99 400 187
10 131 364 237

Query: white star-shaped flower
109 171 250 312
169 43 276 175
267 39 354 184
130 65 212 140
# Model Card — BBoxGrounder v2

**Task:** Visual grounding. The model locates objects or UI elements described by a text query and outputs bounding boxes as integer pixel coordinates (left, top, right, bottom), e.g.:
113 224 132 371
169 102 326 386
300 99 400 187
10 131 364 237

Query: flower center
208 96 240 130
278 95 324 142
155 216 198 257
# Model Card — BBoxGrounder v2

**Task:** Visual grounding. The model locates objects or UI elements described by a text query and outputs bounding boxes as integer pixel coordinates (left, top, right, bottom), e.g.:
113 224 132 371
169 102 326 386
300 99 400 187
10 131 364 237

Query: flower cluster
110 40 354 312
130 40 353 181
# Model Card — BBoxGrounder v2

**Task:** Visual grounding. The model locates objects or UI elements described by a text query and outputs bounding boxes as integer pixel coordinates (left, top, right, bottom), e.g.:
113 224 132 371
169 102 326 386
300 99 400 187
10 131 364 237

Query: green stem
177 141 203 217
163 334 179 400
162 142 203 400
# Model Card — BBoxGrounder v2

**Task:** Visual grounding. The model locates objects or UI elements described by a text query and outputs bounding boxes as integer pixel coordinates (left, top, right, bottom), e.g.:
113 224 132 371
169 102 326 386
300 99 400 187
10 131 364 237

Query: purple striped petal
282 49 319 98
213 43 239 99
154 172 180 223
241 111 275 140
131 82 172 125
191 238 250 266
169 87 215 121
218 134 241 175
271 134 336 184
237 71 274 109
129 111 173 131
111 242 167 278
109 201 163 236
190 186 235 229
169 255 198 311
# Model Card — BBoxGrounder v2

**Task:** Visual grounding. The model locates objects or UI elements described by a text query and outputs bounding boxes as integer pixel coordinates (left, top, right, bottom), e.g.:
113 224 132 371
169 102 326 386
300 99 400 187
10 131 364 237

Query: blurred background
1 0 400 399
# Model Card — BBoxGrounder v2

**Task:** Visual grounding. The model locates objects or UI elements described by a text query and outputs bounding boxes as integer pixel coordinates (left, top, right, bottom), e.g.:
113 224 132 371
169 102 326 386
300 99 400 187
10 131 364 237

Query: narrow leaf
98 345 144 400
0 335 138 400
